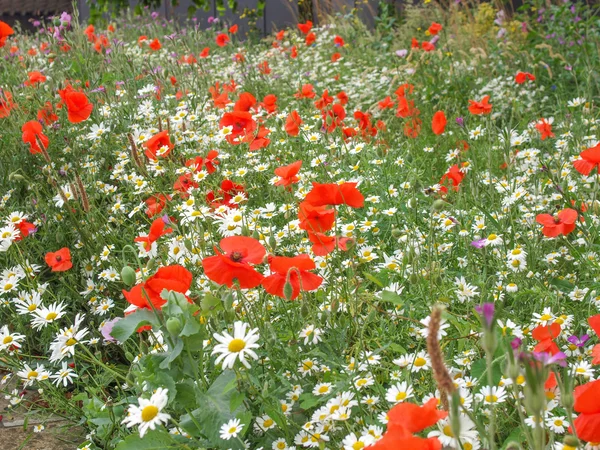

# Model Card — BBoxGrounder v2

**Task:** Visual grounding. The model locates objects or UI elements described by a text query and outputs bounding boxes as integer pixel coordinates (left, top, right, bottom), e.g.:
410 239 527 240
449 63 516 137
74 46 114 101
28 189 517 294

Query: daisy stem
486 350 497 450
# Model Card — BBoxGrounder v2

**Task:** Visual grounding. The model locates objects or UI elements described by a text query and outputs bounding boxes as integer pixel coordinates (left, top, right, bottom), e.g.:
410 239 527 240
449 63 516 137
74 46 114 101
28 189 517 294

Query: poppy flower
439 165 465 194
58 85 93 123
274 160 302 188
299 202 336 233
297 21 312 34
202 236 265 289
535 118 554 140
515 71 535 84
234 92 257 112
334 35 345 46
421 41 435 52
331 52 341 62
122 265 192 309
588 315 600 365
134 217 173 252
304 182 364 208
186 150 220 174
229 24 238 34
573 379 600 442
431 111 447 135
262 255 323 300
45 248 73 272
0 20 14 48
468 96 492 115
378 96 395 109
531 323 561 355
290 46 298 58
22 120 49 154
305 32 316 45
24 71 46 86
206 179 246 209
244 126 271 151
199 47 210 58
308 232 351 256
145 194 171 218
220 111 257 144
37 102 58 125
295 84 316 99
0 90 15 118
173 173 199 197
258 60 271 75
216 33 230 47
148 38 161 50
261 94 277 114
144 130 174 160
314 90 334 110
573 142 600 176
535 208 578 237
428 22 442 35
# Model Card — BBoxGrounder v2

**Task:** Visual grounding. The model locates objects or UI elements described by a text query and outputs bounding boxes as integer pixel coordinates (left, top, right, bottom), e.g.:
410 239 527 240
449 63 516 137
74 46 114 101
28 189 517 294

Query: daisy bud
166 317 182 336
121 266 136 287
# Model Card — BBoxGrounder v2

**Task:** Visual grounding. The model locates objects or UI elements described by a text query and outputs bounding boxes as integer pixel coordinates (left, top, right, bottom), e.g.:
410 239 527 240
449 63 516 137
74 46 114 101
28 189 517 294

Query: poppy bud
562 435 579 449
561 388 574 411
252 229 260 240
184 239 194 252
121 266 136 287
301 303 309 317
269 236 277 250
432 199 447 211
8 172 25 182
283 280 294 301
409 273 419 284
146 258 156 271
407 198 417 209
241 225 250 236
507 359 520 381
223 292 234 310
391 228 402 238
166 317 182 336
125 351 135 362
523 385 544 416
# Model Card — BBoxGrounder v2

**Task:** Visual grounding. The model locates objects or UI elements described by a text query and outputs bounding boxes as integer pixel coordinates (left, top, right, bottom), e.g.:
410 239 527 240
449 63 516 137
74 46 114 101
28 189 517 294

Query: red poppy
308 232 351 256
535 208 578 237
216 33 230 47
334 35 345 46
314 90 334 110
295 84 316 99
258 60 271 75
199 47 210 58
396 95 417 118
378 96 395 109
149 38 161 50
206 179 246 209
134 218 173 252
202 236 265 289
428 22 443 35
439 164 465 194
25 71 47 86
299 202 336 233
322 103 346 133
298 21 312 34
573 379 600 443
173 173 199 197
45 248 73 272
276 30 285 40
290 46 298 58
244 126 271 151
432 111 446 135
305 32 316 45
37 102 58 125
210 82 230 108
535 118 554 140
411 37 420 48
0 90 15 118
234 92 257 112
573 142 600 176
515 71 535 84
331 52 341 62
261 94 277 114
22 120 49 154
262 255 322 300
531 323 561 355
284 111 302 136
274 161 302 188
145 194 171 217
143 130 174 160
421 41 435 52
229 24 238 34
220 111 257 144
0 20 14 48
304 182 364 208
58 85 93 123
468 96 492 115
122 265 192 309
186 150 220 174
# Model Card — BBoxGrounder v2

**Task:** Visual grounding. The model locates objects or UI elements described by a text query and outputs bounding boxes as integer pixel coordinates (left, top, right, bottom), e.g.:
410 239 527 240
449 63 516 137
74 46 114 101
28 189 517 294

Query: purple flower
471 238 487 249
33 20 41 27
395 49 408 58
456 117 464 127
533 351 567 367
151 11 159 19
511 337 522 350
430 35 440 45
567 334 589 347
102 318 121 343
475 303 495 328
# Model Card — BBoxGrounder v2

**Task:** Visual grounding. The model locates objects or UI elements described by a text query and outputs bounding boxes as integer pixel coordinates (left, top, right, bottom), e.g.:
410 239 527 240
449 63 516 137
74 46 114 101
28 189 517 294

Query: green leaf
115 430 181 449
175 380 198 410
471 357 503 385
363 272 384 287
501 426 527 449
299 393 322 410
110 310 159 343
159 338 184 369
380 290 403 305
180 371 247 449
550 277 575 293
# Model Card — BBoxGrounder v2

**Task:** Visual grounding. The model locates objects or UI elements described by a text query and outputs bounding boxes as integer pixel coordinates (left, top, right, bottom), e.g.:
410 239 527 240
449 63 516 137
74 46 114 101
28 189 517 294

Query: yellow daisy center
141 405 159 422
228 338 246 353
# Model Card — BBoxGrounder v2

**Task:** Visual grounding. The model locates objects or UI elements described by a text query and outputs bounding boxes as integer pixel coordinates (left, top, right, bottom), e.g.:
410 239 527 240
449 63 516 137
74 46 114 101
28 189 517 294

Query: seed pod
166 317 182 336
121 266 137 287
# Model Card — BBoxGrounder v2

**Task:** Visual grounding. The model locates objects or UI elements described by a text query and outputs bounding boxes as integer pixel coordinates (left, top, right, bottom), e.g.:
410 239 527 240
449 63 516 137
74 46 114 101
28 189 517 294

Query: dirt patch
0 423 84 450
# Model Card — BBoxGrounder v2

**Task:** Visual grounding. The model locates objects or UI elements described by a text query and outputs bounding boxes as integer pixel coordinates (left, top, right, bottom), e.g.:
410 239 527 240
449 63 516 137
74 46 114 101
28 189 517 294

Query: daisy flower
212 321 260 369
122 387 171 438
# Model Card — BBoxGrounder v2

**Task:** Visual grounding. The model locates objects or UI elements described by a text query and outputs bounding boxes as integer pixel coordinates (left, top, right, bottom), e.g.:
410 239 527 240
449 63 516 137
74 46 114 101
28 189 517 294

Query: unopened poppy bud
301 303 309 317
407 198 417 209
269 236 277 250
121 266 136 287
524 385 544 416
146 258 156 271
166 317 182 336
507 359 520 381
223 292 234 310
252 229 260 240
125 351 135 362
562 435 579 449
391 228 402 238
8 172 25 182
432 199 447 211
241 225 249 236
409 273 419 284
184 239 194 252
561 390 574 411
283 280 294 301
